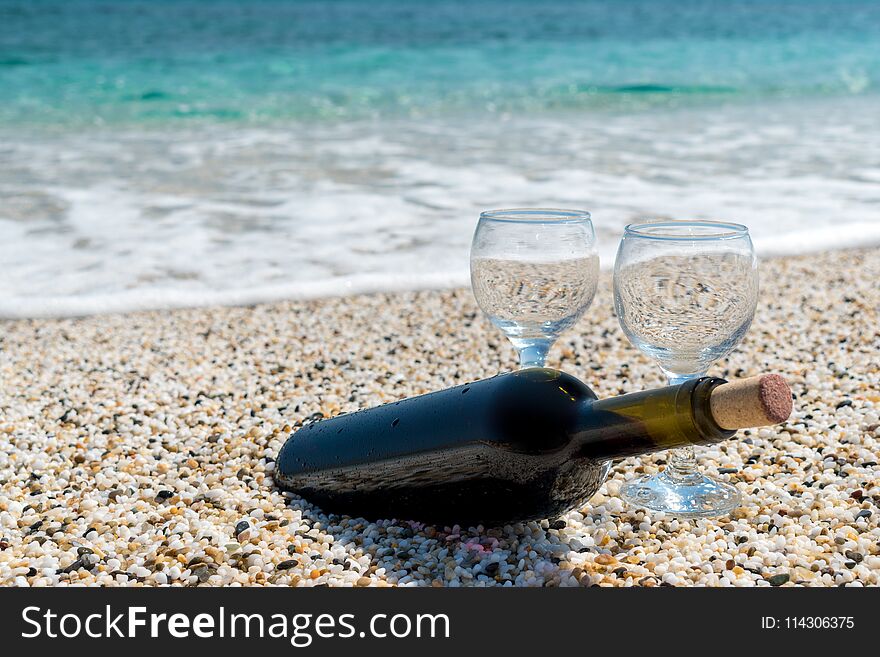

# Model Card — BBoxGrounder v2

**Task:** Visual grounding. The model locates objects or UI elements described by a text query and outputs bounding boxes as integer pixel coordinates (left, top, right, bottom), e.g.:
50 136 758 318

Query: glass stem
663 370 706 484
666 445 700 482
516 340 551 369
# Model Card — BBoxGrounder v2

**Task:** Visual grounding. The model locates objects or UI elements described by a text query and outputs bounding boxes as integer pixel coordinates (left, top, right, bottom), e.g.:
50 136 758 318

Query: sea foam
1 98 879 319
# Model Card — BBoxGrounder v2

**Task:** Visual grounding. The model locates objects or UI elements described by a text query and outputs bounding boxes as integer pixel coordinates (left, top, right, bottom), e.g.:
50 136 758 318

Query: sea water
1 0 879 317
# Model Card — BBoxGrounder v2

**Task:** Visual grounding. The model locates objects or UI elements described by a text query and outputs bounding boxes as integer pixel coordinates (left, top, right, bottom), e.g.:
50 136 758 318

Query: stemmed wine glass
614 220 758 517
470 209 599 368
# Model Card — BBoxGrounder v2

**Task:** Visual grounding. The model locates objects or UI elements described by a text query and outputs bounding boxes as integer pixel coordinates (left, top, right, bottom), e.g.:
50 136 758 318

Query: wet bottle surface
276 368 738 526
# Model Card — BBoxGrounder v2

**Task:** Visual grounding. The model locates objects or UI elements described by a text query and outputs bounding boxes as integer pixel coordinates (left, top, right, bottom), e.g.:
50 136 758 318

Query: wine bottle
276 368 791 526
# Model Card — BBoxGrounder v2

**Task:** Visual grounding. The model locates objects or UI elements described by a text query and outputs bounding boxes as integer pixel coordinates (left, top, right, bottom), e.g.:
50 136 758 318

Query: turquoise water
2 0 879 126
2 1 880 317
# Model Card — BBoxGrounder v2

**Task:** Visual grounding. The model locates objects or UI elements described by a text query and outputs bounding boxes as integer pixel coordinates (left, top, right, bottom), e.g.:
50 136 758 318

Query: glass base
619 469 741 518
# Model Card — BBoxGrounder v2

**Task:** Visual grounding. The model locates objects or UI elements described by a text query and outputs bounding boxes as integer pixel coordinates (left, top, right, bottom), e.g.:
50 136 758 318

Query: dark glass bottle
276 368 742 526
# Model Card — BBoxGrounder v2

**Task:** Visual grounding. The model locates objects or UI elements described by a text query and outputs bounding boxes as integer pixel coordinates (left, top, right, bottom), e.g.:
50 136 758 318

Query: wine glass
614 220 758 517
470 209 599 368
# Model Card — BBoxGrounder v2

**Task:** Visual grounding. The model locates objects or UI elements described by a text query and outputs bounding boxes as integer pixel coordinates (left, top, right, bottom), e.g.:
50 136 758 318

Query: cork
708 374 793 430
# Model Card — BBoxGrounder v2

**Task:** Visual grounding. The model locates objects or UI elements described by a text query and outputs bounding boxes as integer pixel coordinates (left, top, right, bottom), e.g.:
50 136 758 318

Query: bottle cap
708 374 793 430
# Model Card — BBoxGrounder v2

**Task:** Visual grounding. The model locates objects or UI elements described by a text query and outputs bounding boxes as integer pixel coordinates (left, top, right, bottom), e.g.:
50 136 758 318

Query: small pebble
767 573 790 586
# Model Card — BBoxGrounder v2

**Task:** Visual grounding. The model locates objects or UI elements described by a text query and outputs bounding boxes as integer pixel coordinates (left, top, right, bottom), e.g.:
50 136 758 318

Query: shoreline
5 244 880 322
1 247 878 586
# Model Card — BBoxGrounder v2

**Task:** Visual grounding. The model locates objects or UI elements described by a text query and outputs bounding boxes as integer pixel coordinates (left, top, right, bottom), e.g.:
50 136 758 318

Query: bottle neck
573 377 734 461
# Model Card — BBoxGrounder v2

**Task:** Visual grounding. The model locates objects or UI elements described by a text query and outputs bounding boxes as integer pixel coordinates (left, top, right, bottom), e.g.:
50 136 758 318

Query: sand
1 248 878 586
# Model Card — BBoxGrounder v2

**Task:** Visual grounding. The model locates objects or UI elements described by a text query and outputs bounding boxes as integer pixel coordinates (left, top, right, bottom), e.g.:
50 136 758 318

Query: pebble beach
1 247 878 587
